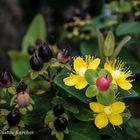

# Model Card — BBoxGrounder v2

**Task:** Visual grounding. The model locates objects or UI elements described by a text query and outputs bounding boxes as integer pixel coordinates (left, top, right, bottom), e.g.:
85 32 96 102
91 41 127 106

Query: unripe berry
16 91 30 107
96 75 111 91
30 55 44 71
54 117 68 132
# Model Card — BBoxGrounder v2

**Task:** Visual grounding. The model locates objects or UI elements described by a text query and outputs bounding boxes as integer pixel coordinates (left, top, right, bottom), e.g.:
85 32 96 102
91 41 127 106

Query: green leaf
74 105 93 122
123 108 131 123
8 51 30 78
65 123 101 140
8 87 16 95
16 135 31 140
98 69 112 80
52 96 79 114
85 85 99 98
120 89 138 99
116 22 140 36
104 31 115 57
21 14 46 53
96 89 115 105
85 69 98 85
30 72 39 80
54 69 88 103
24 93 52 125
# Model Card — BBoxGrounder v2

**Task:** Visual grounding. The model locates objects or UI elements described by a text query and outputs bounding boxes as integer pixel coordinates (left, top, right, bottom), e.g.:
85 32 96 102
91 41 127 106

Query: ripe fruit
7 110 21 126
53 104 64 116
96 75 111 91
54 117 68 132
2 129 15 140
0 70 13 87
57 48 70 63
30 55 44 71
16 81 27 93
39 43 52 62
16 91 30 107
27 46 35 55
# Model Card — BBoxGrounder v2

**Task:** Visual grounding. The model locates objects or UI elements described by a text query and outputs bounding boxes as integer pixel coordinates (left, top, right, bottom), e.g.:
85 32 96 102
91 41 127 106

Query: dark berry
16 81 27 93
63 48 70 58
2 130 15 140
53 104 64 116
27 46 35 55
7 110 21 126
83 29 91 35
39 43 52 62
48 35 57 45
104 0 113 4
66 25 73 32
0 70 13 87
54 117 68 132
30 55 44 71
74 8 81 17
65 17 74 23
35 39 42 46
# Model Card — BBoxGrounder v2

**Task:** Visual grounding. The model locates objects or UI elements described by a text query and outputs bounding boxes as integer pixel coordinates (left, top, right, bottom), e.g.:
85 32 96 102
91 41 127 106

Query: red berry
96 75 111 91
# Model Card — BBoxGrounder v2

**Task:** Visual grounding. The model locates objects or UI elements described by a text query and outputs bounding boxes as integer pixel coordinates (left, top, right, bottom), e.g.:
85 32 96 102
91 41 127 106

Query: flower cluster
63 56 134 129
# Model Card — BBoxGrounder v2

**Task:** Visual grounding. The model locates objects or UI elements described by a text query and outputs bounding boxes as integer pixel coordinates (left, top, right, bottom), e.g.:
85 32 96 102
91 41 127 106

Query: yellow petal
88 58 100 70
104 62 113 74
95 113 108 129
89 102 104 113
109 114 123 126
63 74 79 86
111 101 125 114
117 79 132 90
74 57 87 74
75 77 88 89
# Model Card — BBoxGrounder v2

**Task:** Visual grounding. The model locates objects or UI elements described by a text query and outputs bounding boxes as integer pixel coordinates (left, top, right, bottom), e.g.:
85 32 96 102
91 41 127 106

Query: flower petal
88 58 100 70
111 101 125 114
104 62 113 74
109 114 123 126
63 74 79 86
74 57 87 74
75 77 88 89
89 102 104 113
117 79 132 90
95 113 108 129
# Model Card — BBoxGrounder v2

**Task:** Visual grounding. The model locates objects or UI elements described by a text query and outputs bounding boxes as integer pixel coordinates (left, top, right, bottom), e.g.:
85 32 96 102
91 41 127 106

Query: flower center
79 68 87 76
104 106 112 115
112 70 120 79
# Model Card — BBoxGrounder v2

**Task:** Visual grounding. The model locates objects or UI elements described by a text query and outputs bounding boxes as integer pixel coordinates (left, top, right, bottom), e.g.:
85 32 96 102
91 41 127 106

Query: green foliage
21 14 46 53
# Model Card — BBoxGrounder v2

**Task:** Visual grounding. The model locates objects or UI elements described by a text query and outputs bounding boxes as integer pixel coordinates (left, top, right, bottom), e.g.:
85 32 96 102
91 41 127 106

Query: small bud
96 75 111 91
16 91 30 107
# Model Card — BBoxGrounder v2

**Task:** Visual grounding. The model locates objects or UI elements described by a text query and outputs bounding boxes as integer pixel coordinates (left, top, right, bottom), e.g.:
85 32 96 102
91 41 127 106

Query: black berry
66 25 73 32
39 43 52 62
54 117 68 132
16 81 27 93
83 29 91 35
7 110 21 126
27 46 35 55
2 130 15 140
0 70 13 87
48 35 57 45
53 104 64 116
30 55 44 71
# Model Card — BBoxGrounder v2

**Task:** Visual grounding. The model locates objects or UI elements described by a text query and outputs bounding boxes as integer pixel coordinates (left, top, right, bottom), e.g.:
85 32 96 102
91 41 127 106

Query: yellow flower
89 101 125 129
63 56 100 89
104 59 133 90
